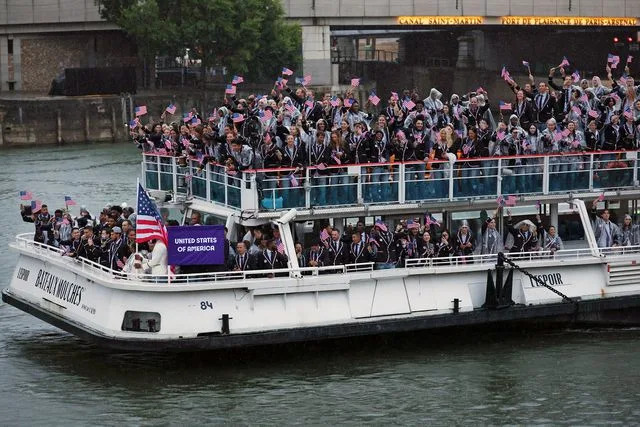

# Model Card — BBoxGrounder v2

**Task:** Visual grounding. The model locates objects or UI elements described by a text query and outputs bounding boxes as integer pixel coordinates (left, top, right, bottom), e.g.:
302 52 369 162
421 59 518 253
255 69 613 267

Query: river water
0 144 639 425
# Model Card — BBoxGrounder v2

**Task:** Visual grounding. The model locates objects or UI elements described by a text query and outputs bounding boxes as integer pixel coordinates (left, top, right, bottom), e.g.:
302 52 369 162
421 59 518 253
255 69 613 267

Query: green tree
97 0 180 87
97 0 301 86
245 0 301 81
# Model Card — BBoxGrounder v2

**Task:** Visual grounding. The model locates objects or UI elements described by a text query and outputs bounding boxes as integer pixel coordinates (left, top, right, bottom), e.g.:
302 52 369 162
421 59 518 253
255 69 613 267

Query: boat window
158 206 185 225
187 209 226 226
121 311 161 333
203 214 225 226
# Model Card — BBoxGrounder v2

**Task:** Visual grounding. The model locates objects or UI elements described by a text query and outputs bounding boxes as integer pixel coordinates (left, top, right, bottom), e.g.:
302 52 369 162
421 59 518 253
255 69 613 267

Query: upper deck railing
142 150 640 213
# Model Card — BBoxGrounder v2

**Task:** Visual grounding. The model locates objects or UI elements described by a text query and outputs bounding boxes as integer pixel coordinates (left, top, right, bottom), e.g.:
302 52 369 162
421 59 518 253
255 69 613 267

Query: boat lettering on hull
16 267 30 281
34 269 85 306
529 273 564 288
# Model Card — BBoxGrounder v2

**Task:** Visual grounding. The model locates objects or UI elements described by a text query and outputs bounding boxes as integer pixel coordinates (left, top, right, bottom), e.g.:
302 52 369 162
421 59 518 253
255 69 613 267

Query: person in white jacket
135 239 168 277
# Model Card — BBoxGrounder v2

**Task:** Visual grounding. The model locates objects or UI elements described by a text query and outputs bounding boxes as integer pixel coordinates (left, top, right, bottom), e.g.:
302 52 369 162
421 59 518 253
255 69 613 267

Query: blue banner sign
167 225 225 265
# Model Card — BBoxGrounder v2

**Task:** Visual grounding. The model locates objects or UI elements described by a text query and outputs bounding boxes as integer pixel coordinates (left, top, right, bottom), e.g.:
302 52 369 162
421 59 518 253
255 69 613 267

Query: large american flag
136 183 167 245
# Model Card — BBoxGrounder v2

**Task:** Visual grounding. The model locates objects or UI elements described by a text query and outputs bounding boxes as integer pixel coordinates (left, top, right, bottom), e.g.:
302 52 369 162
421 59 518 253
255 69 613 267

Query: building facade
0 0 135 92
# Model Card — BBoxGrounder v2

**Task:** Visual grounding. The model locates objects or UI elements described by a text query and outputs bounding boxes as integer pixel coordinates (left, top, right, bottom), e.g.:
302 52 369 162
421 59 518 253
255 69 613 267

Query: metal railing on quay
142 150 640 213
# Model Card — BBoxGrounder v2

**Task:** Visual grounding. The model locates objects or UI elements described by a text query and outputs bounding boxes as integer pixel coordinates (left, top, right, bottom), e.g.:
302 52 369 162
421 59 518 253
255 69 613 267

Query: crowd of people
18 62 640 277
18 194 640 277
19 202 150 273
132 63 640 203
219 198 640 274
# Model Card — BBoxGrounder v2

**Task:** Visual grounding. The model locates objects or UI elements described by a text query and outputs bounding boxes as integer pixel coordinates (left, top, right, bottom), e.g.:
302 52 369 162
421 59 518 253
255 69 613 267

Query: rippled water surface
0 143 639 425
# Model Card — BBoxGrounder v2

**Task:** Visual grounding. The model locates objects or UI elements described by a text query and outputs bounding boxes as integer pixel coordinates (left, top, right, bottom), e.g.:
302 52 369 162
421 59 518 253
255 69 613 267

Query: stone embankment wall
0 91 230 147
0 95 126 146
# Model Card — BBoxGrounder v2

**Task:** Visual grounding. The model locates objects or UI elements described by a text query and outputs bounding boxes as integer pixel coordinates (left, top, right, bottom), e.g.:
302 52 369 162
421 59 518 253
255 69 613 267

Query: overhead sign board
397 15 638 26
500 16 638 26
397 16 484 25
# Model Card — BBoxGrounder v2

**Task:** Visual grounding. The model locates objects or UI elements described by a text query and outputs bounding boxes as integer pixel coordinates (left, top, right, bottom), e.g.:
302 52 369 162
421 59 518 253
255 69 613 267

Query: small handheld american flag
571 70 580 83
31 200 43 212
611 55 620 69
425 213 440 227
19 191 33 201
368 91 380 106
259 109 273 122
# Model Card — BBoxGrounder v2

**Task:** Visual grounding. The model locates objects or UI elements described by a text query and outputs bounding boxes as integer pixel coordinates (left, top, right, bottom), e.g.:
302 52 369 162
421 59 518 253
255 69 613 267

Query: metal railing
11 234 374 286
13 233 640 288
142 150 640 213
405 245 640 269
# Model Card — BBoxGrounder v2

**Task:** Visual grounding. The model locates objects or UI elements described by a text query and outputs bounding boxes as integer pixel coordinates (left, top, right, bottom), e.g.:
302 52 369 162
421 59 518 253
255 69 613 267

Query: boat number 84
200 301 213 310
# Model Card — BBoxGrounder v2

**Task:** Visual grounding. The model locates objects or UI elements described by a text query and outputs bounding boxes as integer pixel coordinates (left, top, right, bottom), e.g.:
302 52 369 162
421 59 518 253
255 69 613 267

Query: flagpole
135 177 139 254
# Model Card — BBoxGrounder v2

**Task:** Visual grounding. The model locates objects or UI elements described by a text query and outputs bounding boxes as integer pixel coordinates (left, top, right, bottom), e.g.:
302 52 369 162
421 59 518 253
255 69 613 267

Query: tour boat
4 151 640 351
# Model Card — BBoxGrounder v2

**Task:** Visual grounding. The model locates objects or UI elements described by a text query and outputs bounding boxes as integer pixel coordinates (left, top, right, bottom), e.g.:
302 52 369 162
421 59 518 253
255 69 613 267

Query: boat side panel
404 277 438 312
108 282 355 336
371 278 411 317
8 254 114 331
348 279 377 318
517 263 606 303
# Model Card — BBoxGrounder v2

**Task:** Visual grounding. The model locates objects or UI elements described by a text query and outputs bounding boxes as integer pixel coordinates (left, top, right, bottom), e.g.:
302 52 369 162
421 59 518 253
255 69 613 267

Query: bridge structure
0 0 638 91
282 0 640 86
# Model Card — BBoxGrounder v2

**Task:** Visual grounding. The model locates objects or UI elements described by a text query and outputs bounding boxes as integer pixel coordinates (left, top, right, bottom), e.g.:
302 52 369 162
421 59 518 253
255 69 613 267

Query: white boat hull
6 244 640 351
